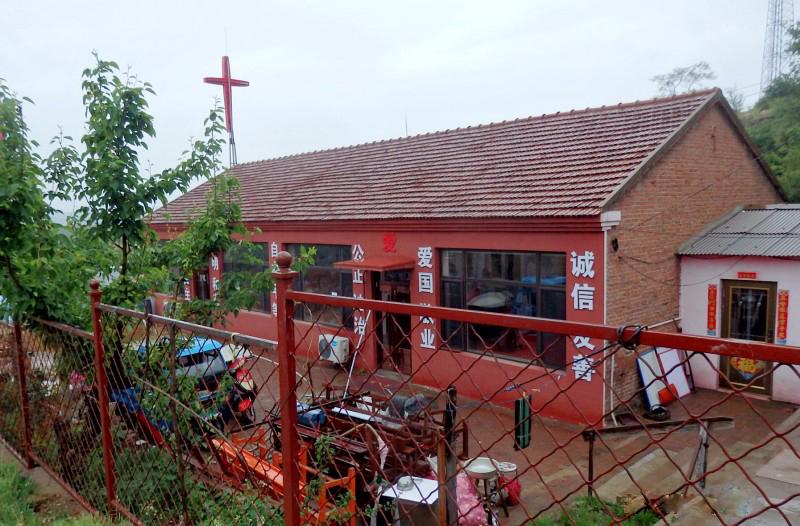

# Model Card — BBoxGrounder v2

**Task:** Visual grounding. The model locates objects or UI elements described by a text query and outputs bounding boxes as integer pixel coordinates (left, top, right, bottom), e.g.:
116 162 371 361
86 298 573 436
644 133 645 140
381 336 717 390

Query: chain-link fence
0 263 799 525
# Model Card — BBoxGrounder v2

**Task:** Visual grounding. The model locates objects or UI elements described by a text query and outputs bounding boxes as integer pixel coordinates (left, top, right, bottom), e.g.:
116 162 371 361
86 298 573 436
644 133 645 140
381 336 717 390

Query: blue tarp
176 337 224 358
137 337 224 358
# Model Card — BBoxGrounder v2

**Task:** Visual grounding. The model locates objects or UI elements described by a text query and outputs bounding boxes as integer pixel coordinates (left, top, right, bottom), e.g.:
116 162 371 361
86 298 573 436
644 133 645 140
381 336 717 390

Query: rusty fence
0 260 798 524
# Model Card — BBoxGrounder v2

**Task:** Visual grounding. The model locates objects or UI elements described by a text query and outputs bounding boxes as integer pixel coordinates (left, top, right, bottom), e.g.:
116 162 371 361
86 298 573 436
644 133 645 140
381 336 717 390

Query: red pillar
89 280 116 514
272 252 300 526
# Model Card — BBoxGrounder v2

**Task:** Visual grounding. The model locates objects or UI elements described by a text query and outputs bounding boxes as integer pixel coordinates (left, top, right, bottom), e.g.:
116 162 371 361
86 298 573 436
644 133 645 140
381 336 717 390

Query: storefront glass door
720 280 776 394
373 270 412 375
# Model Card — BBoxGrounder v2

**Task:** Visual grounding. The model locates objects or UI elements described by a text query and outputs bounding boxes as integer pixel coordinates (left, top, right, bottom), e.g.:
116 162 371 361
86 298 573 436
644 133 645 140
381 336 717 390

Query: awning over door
334 255 415 272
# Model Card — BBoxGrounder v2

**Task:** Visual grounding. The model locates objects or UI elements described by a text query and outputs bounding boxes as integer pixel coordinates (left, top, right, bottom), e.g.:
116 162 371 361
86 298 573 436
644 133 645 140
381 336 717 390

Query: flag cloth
514 393 532 450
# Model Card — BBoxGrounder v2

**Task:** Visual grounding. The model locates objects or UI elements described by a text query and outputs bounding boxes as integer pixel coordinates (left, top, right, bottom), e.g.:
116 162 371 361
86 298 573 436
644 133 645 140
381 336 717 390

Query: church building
151 88 784 423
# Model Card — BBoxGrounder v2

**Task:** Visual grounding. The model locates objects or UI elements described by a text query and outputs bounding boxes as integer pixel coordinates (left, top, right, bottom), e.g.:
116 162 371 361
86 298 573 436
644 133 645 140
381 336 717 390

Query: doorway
719 279 776 394
372 270 412 374
194 267 210 300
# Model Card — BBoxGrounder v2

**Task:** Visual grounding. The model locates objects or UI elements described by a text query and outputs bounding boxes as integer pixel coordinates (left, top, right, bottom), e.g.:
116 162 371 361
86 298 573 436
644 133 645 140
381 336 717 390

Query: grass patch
0 460 103 526
531 495 659 526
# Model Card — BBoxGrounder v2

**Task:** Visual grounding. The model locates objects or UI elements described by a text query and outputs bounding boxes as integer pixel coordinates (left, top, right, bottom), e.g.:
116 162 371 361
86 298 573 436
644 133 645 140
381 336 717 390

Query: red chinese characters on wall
777 289 789 344
382 233 397 253
707 284 717 336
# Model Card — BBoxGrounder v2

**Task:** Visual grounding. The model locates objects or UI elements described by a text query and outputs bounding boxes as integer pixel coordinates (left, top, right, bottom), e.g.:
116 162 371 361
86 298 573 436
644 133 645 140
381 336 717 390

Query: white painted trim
601 210 621 231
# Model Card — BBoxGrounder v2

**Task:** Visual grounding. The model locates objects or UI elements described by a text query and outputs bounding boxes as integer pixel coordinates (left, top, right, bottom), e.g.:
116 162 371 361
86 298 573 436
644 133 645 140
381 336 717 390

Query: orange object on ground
210 434 357 526
658 384 678 404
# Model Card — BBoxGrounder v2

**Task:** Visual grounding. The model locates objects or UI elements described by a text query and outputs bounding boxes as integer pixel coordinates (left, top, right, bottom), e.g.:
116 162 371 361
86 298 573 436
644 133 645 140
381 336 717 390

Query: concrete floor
244 354 800 525
3 339 800 525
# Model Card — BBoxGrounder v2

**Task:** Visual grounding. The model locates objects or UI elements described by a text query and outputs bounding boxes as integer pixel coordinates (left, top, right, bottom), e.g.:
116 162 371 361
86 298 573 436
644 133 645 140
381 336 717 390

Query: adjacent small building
680 206 800 404
151 88 785 424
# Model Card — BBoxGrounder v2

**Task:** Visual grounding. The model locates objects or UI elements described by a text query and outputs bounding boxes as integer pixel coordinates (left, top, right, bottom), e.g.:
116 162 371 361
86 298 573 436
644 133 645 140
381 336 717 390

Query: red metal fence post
13 321 34 468
89 280 116 515
273 251 300 526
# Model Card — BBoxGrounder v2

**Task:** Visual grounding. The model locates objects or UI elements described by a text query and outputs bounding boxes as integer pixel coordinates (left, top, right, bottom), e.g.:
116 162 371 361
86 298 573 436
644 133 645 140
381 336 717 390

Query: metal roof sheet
680 209 800 257
715 210 774 234
151 90 717 224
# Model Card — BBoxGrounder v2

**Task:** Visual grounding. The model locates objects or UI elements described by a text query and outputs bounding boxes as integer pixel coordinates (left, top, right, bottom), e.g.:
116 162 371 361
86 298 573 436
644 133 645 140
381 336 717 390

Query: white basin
464 457 499 480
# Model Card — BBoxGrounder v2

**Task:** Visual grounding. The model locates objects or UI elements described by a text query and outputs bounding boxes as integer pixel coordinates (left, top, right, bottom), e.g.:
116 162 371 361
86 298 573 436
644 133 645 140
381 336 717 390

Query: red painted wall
154 223 607 425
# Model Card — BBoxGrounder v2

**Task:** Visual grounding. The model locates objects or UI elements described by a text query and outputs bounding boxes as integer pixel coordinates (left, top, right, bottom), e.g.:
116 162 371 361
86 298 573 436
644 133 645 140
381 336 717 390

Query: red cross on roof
203 56 249 135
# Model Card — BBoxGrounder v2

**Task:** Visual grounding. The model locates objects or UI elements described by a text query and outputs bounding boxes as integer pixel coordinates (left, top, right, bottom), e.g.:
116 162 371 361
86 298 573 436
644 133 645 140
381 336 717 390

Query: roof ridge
231 88 720 169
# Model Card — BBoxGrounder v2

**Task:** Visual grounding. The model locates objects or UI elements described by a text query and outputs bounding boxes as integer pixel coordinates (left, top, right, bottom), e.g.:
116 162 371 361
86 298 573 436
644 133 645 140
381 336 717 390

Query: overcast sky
2 0 777 213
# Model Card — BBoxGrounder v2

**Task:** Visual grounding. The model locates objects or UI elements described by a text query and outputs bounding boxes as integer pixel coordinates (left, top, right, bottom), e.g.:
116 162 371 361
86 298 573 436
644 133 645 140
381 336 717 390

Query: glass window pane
520 254 539 285
442 280 463 309
442 280 464 349
442 320 464 351
441 251 463 278
729 287 769 341
541 289 566 320
223 243 269 312
441 249 567 367
541 253 566 286
466 252 501 280
286 243 353 325
540 333 566 369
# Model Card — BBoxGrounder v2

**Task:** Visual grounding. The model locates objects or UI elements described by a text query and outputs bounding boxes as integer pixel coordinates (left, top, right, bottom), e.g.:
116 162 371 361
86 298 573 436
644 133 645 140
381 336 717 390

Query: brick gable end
604 102 784 412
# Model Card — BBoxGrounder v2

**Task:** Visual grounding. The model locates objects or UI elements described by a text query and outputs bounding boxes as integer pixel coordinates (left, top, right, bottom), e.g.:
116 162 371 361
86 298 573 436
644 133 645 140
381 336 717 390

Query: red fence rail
0 255 797 524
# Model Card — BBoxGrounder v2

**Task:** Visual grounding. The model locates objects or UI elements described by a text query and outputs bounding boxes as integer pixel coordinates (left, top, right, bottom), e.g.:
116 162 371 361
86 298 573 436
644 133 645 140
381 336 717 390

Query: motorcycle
210 354 258 428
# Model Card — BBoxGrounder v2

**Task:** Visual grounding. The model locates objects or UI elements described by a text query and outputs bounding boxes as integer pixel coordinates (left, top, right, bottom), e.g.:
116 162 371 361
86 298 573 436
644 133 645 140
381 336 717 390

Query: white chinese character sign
418 272 434 294
183 279 191 301
352 244 365 262
572 354 595 382
212 277 220 295
573 336 595 352
418 303 434 348
571 283 595 311
570 250 595 278
568 246 601 390
210 254 219 272
416 247 436 350
355 317 367 336
353 269 364 284
417 246 433 268
420 328 436 349
271 302 278 316
271 242 278 258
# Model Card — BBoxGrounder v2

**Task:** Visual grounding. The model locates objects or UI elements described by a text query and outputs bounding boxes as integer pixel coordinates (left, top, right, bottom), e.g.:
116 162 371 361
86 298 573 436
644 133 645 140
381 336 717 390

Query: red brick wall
604 102 784 413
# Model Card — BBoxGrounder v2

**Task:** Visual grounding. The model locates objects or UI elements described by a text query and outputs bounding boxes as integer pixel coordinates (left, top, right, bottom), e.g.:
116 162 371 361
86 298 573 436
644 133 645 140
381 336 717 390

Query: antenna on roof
404 111 409 137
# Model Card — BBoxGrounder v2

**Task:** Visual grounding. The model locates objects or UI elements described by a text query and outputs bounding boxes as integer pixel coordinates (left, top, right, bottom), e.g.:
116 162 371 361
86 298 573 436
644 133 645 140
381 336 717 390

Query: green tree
742 23 800 201
0 82 100 325
158 167 316 326
651 61 716 96
55 54 213 308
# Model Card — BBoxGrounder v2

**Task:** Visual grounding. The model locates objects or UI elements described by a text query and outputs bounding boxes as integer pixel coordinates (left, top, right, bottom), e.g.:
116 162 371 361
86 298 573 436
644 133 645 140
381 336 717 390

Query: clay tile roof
152 89 719 224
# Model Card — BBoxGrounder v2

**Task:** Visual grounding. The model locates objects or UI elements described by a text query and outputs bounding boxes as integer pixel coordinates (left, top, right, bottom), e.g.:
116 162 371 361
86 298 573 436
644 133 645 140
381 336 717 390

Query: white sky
2 0 777 213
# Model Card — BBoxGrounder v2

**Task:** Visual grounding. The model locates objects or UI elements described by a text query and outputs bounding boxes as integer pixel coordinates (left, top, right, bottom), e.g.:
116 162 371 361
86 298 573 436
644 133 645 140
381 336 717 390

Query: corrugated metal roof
679 208 800 257
151 90 718 224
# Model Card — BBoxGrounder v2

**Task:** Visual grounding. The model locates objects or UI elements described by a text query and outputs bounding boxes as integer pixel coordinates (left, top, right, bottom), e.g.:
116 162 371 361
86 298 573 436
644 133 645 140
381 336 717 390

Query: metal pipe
342 309 372 400
30 316 93 340
286 291 800 364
